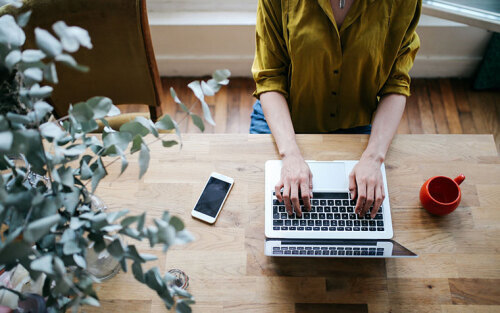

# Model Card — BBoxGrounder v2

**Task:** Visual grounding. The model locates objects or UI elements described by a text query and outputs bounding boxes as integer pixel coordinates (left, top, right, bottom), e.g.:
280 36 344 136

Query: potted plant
0 1 230 312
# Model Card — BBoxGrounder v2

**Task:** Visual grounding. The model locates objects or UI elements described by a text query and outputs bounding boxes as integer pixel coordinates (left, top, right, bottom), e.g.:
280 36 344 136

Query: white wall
148 8 493 78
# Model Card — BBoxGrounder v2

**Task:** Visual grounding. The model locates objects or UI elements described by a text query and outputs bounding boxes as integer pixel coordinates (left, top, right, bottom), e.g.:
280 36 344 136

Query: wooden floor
124 78 500 153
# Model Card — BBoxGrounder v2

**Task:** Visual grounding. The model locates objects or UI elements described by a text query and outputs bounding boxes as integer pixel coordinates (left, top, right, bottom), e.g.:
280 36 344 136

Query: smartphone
191 172 234 224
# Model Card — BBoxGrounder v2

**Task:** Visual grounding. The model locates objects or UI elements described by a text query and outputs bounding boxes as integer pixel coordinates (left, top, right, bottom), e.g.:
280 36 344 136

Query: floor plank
121 78 499 154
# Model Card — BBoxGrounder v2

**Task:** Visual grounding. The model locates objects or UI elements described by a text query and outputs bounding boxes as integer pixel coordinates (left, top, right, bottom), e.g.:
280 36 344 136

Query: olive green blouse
252 0 421 133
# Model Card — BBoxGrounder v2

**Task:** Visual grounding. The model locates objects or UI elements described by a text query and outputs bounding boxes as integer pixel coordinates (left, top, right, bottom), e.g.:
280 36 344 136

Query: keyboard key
273 227 280 230
320 200 326 205
369 227 376 231
289 247 296 250
321 247 328 250
345 227 352 231
354 251 361 255
292 250 299 255
321 227 328 231
314 250 321 255
313 247 320 250
340 207 347 212
369 251 376 255
369 221 376 226
323 220 330 226
334 213 341 219
289 227 296 230
285 220 291 226
361 227 368 231
330 250 338 255
346 220 353 226
338 251 345 255
273 213 279 219
293 220 299 226
332 207 339 212
312 200 319 205
298 227 304 230
329 247 336 250
307 250 314 255
273 199 281 205
279 207 286 212
306 227 313 231
324 207 331 212
299 250 306 255
377 227 384 231
331 220 337 226
300 220 306 226
328 200 334 205
327 213 333 219
346 251 353 255
354 220 360 226
284 250 291 254
273 220 283 226
319 213 326 219
353 227 360 231
317 207 323 213
312 213 318 219
313 227 320 231
337 247 344 250
273 247 280 251
335 200 341 205
310 207 316 212
342 213 348 219
322 250 329 255
329 227 336 231
347 206 354 212
273 250 283 254
377 221 384 226
308 220 314 226
315 220 322 226
375 214 383 220
349 214 356 220
362 221 368 226
273 206 278 213
281 213 287 219
304 213 311 219
365 214 371 219
338 220 345 226
376 252 383 256
281 227 288 230
350 199 356 206
343 200 349 206
361 251 368 255
369 248 376 251
337 227 344 231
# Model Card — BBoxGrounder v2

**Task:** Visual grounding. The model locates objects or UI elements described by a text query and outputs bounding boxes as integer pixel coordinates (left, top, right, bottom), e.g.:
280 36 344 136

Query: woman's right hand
275 153 313 217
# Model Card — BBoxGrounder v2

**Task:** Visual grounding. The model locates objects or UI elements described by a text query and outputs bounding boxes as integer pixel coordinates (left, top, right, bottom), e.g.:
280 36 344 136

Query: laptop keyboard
272 245 385 257
272 192 385 232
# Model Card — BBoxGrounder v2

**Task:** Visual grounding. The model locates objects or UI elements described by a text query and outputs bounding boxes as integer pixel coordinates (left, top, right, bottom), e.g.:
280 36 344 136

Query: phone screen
193 177 232 218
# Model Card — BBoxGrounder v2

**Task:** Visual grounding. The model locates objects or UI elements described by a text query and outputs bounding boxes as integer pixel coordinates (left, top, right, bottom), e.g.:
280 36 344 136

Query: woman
251 0 421 218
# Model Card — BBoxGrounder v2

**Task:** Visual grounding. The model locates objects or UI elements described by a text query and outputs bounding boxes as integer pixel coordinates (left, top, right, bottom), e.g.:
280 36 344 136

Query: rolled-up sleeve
379 0 421 97
252 0 290 99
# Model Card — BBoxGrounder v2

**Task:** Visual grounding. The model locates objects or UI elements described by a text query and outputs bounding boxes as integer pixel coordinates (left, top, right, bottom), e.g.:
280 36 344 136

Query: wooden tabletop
91 134 500 313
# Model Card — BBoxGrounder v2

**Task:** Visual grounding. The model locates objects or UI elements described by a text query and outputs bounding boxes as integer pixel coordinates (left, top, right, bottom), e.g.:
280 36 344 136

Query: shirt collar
318 0 377 33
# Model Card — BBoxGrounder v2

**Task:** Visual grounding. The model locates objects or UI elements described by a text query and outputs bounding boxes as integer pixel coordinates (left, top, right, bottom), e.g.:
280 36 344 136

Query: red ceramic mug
420 174 465 216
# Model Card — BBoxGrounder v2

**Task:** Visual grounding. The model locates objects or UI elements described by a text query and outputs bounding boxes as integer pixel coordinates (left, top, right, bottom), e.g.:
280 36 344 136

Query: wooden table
92 134 500 313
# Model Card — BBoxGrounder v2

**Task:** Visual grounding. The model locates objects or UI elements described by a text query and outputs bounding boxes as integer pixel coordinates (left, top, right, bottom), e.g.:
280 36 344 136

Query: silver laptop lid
265 239 417 258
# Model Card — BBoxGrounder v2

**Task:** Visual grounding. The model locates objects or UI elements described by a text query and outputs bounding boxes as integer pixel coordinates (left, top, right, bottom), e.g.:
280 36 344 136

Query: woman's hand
348 156 385 218
275 153 313 217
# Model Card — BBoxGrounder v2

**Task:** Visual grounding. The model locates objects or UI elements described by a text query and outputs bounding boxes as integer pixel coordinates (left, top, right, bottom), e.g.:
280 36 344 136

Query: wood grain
91 134 500 312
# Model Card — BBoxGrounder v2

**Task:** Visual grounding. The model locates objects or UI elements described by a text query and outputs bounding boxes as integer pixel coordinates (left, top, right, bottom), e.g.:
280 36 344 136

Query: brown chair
1 0 163 127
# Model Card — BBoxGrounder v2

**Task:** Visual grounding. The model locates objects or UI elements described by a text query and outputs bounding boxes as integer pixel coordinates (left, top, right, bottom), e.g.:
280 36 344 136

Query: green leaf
0 241 32 264
80 160 92 180
0 131 13 152
73 254 86 268
144 267 165 293
155 114 176 130
6 112 32 124
69 102 93 122
119 227 141 240
34 101 53 119
81 297 100 307
22 49 46 63
35 27 62 57
130 135 143 154
52 21 93 52
176 300 194 313
106 209 129 223
201 80 215 96
134 116 158 137
139 253 157 262
120 121 149 137
102 131 132 151
63 144 86 156
40 122 65 141
137 212 145 231
24 68 43 83
91 158 106 192
169 216 184 231
63 240 81 255
170 87 189 113
0 15 25 47
86 97 113 119
60 187 80 214
16 10 32 27
55 53 89 72
43 62 58 84
212 69 231 85
138 143 150 179
190 114 204 132
29 84 53 98
30 255 54 275
188 81 215 126
107 238 125 259
162 140 178 148
23 214 60 243
5 49 21 70
120 154 128 175
132 261 144 283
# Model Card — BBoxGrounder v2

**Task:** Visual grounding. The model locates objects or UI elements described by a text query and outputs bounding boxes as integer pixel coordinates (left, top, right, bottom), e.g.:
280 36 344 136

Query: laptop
264 160 417 258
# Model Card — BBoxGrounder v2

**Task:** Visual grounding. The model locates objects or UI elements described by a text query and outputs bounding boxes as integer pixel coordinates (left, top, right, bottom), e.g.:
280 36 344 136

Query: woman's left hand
348 156 385 218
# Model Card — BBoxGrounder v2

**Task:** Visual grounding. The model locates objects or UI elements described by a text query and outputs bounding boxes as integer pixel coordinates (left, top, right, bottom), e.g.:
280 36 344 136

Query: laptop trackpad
308 162 347 191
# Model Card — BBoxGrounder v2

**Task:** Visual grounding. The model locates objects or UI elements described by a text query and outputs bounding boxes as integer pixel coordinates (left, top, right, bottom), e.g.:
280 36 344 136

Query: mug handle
454 174 465 185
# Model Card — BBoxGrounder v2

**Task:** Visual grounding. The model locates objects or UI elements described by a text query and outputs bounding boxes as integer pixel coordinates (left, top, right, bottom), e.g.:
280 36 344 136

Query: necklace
339 0 345 9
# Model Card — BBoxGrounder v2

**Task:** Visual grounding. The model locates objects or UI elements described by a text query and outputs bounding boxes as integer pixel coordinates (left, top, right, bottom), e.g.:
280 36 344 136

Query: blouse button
333 70 339 74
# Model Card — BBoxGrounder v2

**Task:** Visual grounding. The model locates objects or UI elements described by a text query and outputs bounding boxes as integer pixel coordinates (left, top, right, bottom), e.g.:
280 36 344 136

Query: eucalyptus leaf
24 67 43 83
30 255 54 275
35 27 62 57
130 135 143 154
0 15 25 48
40 122 65 141
86 97 113 119
102 132 131 151
23 214 60 243
73 254 86 268
120 121 149 137
63 240 81 255
55 53 89 72
107 238 125 259
22 49 46 63
0 131 13 152
170 87 189 113
212 69 231 85
162 140 177 148
5 49 21 70
43 62 58 84
176 300 194 313
34 101 53 119
169 216 184 231
190 114 204 132
138 143 150 179
201 80 215 96
80 297 99 307
155 114 176 131
29 84 53 98
132 262 144 283
90 158 106 192
16 10 32 27
52 21 93 52
0 241 32 264
187 81 215 126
